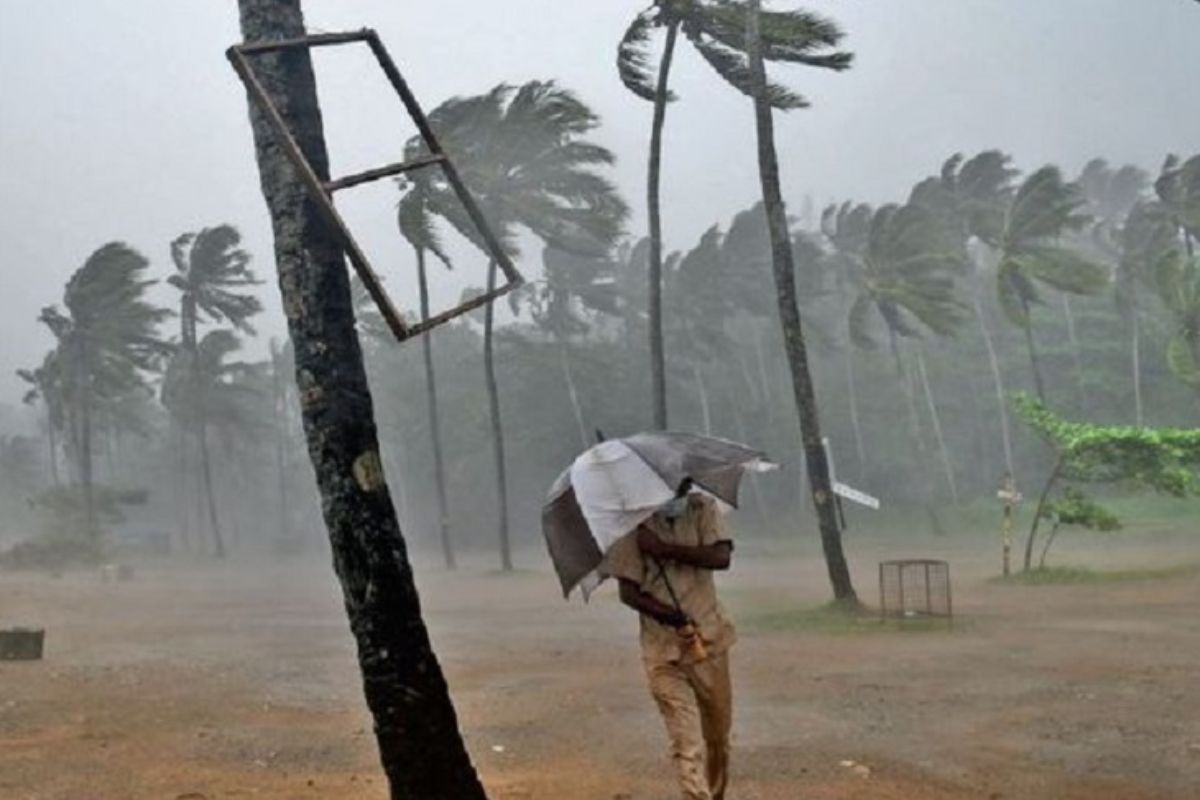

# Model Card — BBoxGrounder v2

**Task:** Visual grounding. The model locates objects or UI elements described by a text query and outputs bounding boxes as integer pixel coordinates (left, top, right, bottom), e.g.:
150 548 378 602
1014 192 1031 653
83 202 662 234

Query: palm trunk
416 246 455 570
747 0 856 604
234 4 487 795
973 294 1015 480
556 333 590 449
78 366 96 542
1061 295 1087 414
647 18 680 431
197 424 225 558
1131 304 1144 427
841 319 867 482
692 362 713 435
752 327 775 422
45 404 60 487
484 260 513 572
1020 297 1048 402
270 345 290 544
916 345 959 505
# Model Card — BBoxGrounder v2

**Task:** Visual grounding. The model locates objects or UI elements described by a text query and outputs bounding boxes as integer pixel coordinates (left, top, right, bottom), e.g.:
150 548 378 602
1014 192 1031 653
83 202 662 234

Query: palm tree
17 353 65 486
163 330 267 558
402 80 626 572
166 224 261 555
984 166 1108 403
741 0 856 602
534 245 622 447
1156 249 1200 402
396 183 457 569
835 202 967 504
618 0 850 430
1155 154 1200 257
234 2 487 794
38 242 170 539
909 151 1019 478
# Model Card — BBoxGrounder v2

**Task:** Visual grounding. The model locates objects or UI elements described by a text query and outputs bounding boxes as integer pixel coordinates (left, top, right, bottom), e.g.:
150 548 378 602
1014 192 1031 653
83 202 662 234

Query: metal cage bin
879 559 952 621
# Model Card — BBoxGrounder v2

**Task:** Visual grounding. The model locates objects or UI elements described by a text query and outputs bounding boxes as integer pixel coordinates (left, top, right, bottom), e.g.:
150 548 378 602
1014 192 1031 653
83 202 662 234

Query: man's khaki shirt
600 493 736 665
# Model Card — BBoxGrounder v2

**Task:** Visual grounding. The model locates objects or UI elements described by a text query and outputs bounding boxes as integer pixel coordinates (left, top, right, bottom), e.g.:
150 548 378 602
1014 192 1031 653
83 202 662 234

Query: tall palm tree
983 166 1108 403
234 2 487 793
403 81 626 571
166 224 261 555
909 150 1019 478
742 0 856 602
38 242 170 538
396 183 457 569
618 0 850 430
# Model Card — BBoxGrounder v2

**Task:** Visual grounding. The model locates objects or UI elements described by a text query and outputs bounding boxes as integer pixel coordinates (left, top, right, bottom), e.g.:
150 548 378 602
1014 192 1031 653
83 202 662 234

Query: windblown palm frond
1155 154 1200 242
168 225 261 334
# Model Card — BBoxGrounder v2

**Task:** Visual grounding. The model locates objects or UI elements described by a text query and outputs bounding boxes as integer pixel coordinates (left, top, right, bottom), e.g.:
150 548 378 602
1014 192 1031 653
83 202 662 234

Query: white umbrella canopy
542 432 776 598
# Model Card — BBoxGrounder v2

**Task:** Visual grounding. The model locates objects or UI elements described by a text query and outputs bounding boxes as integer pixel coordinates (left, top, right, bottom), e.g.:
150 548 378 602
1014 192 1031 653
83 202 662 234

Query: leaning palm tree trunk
1020 297 1048 402
746 0 855 604
1131 305 1144 427
233 3 487 795
78 371 96 541
416 246 456 569
647 19 680 430
484 260 513 572
1061 295 1087 414
197 423 226 558
915 345 959 505
45 406 60 487
973 294 1016 479
692 362 714 435
555 333 590 449
841 316 867 482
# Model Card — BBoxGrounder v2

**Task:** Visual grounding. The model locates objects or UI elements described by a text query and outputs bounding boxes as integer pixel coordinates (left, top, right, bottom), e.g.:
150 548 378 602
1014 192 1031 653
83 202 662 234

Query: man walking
601 478 736 800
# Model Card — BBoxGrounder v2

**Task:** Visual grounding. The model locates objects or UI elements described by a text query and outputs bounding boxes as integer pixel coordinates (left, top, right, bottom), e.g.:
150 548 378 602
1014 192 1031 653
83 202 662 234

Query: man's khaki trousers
645 652 732 800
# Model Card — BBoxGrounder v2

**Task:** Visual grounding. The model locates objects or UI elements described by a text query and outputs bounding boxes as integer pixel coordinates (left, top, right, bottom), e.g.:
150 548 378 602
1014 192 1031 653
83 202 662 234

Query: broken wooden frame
227 29 522 341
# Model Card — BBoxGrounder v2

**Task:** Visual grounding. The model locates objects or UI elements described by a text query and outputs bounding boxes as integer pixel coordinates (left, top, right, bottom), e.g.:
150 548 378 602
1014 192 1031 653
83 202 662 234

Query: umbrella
541 432 776 599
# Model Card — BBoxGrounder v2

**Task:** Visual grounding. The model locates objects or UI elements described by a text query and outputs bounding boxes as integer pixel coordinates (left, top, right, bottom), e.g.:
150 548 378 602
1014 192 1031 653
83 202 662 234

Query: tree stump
0 628 45 660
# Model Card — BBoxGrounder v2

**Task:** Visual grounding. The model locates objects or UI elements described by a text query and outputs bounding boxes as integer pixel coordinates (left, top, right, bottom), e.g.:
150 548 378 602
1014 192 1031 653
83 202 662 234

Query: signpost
821 438 881 526
996 472 1022 576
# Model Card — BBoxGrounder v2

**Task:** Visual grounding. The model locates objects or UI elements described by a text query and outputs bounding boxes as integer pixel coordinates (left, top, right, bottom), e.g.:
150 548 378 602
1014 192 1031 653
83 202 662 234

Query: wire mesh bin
879 560 952 622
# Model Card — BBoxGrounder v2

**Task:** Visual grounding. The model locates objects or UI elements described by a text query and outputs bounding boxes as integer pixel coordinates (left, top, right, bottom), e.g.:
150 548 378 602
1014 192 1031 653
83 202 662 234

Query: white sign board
833 481 880 510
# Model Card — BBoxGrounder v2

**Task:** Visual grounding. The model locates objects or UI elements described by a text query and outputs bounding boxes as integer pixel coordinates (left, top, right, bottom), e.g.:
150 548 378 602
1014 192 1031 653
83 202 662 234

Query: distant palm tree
163 330 266 558
17 352 65 486
1156 249 1200 402
834 202 966 504
984 166 1108 403
166 224 261 556
397 181 458 569
1155 154 1200 257
909 151 1019 478
403 81 626 571
38 243 170 538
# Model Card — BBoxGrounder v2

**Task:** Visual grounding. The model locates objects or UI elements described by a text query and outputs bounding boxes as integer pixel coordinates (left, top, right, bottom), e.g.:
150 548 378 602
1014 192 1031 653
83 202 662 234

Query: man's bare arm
637 526 733 571
618 578 688 628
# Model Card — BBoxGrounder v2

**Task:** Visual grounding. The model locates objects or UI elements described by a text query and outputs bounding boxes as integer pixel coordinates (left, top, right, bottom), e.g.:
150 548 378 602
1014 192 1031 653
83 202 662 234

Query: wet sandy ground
1 534 1198 799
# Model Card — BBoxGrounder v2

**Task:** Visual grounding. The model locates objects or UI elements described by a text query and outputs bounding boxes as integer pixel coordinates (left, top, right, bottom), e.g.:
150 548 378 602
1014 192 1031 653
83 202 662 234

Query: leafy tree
402 80 627 571
984 166 1108 403
38 243 169 539
1014 394 1200 571
234 2 487 795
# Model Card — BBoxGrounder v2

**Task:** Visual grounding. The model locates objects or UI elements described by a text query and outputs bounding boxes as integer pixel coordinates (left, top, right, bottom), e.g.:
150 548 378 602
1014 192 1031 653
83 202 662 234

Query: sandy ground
1 532 1199 800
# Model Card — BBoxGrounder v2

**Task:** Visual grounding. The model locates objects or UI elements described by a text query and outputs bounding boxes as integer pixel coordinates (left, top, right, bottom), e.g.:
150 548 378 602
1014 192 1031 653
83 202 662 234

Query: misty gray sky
1 0 1198 407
